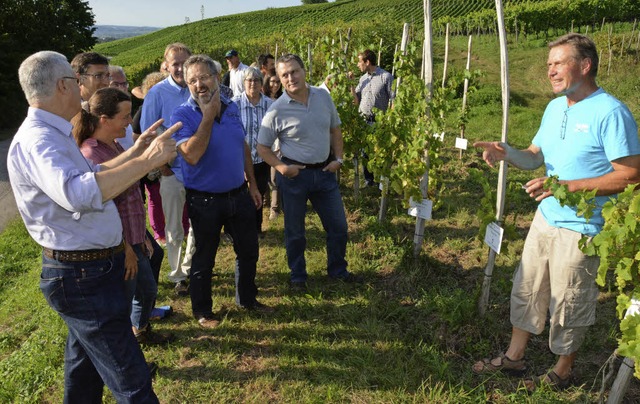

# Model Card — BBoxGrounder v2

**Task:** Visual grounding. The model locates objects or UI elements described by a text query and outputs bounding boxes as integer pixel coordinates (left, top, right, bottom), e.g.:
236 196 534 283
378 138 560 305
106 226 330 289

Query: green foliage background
0 0 96 129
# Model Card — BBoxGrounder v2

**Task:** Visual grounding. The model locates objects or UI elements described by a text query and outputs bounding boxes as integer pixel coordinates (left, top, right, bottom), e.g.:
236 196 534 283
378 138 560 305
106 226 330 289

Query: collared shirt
140 75 191 182
356 66 394 118
258 86 341 164
171 95 246 193
80 139 146 245
229 62 249 97
232 92 273 164
7 107 122 250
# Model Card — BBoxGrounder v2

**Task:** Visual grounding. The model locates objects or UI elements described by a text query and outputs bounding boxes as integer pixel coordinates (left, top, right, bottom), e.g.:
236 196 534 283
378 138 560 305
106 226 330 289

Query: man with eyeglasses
171 54 271 329
71 52 110 103
472 34 640 390
8 50 182 403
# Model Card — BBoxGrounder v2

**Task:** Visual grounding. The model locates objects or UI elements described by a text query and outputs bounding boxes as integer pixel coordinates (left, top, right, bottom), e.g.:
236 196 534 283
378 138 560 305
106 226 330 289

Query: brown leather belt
43 241 125 262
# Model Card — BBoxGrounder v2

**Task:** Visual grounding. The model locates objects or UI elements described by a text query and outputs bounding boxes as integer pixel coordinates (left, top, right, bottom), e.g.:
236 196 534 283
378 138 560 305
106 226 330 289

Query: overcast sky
87 0 303 27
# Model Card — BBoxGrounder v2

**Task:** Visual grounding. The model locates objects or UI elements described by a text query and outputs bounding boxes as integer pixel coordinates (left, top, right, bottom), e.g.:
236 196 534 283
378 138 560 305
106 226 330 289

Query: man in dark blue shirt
171 54 272 328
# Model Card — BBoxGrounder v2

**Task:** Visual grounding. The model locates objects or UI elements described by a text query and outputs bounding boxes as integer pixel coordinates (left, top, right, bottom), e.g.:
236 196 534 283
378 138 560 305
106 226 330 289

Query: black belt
186 183 246 198
281 156 329 169
43 241 125 262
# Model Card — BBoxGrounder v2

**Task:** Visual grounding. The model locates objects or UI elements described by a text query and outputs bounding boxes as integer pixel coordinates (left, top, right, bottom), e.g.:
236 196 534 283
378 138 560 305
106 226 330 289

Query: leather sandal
472 352 527 376
524 370 572 392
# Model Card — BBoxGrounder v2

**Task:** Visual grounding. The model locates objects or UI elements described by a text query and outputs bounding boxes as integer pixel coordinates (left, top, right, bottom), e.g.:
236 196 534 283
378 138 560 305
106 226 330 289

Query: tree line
0 0 95 129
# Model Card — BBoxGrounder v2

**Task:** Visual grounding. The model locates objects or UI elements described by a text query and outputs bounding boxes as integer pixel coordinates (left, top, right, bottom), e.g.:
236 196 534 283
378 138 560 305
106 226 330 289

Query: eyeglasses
110 81 129 89
560 109 568 140
270 80 280 84
187 74 213 86
244 78 261 83
61 76 79 84
81 72 111 81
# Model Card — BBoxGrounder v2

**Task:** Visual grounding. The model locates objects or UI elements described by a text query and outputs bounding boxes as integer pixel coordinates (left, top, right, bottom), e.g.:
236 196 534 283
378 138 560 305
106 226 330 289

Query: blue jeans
276 167 349 282
186 186 259 317
124 244 158 330
40 252 157 403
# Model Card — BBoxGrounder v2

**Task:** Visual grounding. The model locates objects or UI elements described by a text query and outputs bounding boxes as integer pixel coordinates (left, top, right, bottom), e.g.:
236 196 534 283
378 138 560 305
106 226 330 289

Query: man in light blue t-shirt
472 33 640 390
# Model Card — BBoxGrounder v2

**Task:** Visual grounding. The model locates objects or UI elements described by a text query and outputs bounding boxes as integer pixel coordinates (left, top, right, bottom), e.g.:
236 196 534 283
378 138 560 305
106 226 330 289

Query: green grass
3 23 640 403
1 150 638 402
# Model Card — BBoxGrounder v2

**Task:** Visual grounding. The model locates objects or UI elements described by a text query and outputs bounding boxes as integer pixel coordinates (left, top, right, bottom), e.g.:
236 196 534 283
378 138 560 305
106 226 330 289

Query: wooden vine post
459 35 473 160
307 43 313 83
606 299 640 404
378 23 410 223
441 23 449 89
412 0 433 256
478 0 509 316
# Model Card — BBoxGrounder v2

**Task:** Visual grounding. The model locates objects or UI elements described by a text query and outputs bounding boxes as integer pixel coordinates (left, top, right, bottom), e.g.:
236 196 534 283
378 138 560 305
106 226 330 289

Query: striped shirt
233 92 273 164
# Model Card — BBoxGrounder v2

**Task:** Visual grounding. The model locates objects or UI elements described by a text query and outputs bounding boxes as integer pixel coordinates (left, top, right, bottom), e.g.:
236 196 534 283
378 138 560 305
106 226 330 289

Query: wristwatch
335 157 344 165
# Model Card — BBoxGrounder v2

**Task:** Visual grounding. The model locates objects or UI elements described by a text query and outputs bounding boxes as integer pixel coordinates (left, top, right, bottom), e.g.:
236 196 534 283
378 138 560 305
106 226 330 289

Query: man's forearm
257 144 286 173
565 155 640 196
244 143 257 185
503 143 544 170
180 116 214 165
96 157 153 202
330 127 344 158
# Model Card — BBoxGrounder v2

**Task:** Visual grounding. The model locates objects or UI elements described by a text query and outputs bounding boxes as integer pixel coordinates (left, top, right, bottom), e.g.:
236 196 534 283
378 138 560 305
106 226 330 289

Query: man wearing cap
225 49 248 97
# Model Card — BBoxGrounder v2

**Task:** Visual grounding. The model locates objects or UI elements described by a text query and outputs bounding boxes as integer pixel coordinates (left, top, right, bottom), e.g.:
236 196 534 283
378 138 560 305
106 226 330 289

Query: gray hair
108 65 126 78
183 54 219 78
212 60 223 75
549 33 599 78
19 51 73 105
242 66 263 82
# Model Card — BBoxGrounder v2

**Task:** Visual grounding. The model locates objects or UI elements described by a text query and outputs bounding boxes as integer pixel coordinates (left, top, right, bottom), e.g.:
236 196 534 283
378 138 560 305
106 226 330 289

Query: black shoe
332 273 364 284
289 281 307 292
135 326 175 345
240 300 275 313
174 280 189 296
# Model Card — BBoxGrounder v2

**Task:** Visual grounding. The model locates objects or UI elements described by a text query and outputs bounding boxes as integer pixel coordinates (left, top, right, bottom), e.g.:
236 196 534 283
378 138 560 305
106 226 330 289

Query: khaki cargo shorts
510 209 600 355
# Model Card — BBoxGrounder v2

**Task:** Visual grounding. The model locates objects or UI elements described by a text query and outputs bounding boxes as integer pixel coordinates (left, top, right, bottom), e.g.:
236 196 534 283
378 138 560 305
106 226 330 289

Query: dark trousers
186 186 259 317
254 161 270 232
41 252 157 403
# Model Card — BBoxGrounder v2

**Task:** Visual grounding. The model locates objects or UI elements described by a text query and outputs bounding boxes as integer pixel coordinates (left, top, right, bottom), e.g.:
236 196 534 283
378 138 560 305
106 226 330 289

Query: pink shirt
80 138 146 245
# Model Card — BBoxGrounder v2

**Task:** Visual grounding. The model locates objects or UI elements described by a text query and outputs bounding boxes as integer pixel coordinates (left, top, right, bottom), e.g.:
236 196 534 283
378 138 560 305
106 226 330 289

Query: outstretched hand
141 121 183 168
473 141 507 168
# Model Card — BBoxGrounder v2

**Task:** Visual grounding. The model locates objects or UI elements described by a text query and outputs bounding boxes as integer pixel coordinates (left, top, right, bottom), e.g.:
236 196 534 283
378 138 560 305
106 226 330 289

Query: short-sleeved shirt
232 92 273 164
7 107 122 250
258 86 341 164
80 139 146 245
171 96 246 193
532 88 640 235
356 66 394 118
229 63 249 97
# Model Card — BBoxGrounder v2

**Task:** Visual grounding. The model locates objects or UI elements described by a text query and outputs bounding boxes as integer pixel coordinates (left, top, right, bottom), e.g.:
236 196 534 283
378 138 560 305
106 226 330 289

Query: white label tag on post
455 137 468 150
484 222 504 254
408 197 433 220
